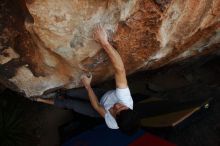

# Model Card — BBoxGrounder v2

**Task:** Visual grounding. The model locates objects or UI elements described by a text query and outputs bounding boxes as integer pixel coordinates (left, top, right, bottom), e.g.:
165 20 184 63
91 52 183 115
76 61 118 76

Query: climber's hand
81 73 93 88
93 24 108 44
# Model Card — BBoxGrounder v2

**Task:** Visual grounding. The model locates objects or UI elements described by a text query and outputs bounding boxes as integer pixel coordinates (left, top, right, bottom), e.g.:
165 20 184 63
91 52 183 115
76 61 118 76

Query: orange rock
0 0 219 97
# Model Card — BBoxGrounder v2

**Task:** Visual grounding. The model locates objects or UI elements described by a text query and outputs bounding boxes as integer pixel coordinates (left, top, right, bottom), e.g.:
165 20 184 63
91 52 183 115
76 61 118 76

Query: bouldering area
1 52 220 146
0 0 220 146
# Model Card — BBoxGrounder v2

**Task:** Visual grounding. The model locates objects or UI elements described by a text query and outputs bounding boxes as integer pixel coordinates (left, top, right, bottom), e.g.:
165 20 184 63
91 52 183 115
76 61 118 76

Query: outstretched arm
81 74 106 117
93 24 127 88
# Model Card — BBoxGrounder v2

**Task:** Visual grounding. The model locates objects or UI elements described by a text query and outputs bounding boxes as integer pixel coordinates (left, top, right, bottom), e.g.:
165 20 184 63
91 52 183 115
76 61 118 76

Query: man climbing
35 24 140 135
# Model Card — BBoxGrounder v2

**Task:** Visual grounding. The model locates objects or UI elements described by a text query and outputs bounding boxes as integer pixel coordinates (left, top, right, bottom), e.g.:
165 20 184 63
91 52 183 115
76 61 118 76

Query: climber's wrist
84 84 91 90
100 39 109 46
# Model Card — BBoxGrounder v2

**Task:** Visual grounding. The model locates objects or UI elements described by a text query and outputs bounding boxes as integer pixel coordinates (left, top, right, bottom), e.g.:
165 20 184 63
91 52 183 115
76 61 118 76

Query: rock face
0 0 219 97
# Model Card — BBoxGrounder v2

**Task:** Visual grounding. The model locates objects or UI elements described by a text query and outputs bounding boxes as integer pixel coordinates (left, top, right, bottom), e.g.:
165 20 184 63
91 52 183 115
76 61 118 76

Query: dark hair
116 109 140 135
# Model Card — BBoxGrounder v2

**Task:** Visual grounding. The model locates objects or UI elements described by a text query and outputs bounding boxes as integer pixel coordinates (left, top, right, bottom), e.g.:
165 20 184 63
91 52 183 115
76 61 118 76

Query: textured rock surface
0 0 219 97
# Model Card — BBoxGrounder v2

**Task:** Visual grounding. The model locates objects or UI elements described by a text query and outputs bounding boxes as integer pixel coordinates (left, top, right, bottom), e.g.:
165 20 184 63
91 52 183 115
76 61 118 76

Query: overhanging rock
0 0 219 97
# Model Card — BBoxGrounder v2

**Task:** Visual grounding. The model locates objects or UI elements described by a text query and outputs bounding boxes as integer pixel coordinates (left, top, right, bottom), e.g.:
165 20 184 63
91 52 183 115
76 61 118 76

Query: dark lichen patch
81 50 109 71
0 0 30 56
154 0 172 11
1 51 10 57
70 35 84 48
0 58 25 79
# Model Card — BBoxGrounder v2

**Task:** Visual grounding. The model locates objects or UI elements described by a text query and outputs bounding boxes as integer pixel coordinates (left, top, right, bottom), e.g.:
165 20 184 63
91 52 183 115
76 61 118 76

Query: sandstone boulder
0 0 219 97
